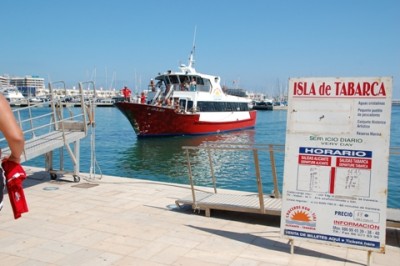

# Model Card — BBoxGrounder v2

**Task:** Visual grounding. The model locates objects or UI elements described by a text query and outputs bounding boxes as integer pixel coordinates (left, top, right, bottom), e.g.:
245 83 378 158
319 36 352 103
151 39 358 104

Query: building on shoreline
1 74 45 98
1 74 122 101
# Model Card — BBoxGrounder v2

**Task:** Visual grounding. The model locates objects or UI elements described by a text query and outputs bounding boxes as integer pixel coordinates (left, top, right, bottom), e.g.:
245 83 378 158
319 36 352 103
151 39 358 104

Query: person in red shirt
140 92 146 104
121 86 132 102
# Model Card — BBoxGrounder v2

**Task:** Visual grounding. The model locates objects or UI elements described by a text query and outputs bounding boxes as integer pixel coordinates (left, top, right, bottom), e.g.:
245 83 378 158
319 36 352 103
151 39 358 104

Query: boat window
215 102 224 111
226 102 234 111
197 101 250 112
196 77 204 85
156 80 165 90
178 75 190 90
169 75 179 84
186 76 203 85
178 75 189 84
165 75 211 92
161 76 170 85
179 99 187 111
187 101 194 111
197 78 211 92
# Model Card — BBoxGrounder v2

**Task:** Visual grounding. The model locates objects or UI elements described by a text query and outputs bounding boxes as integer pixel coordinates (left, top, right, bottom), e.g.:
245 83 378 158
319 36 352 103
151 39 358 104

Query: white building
0 75 10 87
9 75 45 97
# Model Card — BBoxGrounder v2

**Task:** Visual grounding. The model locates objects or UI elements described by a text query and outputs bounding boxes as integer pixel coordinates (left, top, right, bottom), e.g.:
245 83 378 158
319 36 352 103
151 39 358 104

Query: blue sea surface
23 106 400 209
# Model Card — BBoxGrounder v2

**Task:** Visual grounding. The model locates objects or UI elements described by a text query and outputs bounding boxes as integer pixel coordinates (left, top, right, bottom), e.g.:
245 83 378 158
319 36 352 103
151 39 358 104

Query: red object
122 87 131 98
2 160 28 219
140 92 146 104
114 102 257 136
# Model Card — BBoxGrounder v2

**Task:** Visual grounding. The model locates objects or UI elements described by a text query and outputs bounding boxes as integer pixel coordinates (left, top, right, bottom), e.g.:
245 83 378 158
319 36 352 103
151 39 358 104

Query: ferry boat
114 49 257 137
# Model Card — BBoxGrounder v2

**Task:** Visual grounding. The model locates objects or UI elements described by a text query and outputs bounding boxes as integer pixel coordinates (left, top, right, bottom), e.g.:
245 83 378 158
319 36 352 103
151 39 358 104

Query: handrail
151 89 162 105
182 143 283 199
182 143 400 202
79 81 97 132
49 81 66 131
0 81 95 162
164 84 174 102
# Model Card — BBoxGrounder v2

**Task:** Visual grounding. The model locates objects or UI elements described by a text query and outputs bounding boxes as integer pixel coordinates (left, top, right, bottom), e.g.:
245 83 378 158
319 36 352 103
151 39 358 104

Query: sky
1 0 399 98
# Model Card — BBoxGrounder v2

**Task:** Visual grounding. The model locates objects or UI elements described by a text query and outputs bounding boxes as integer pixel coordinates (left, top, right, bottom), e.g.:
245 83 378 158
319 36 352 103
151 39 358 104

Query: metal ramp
176 191 282 217
0 81 96 182
176 143 283 217
176 143 400 228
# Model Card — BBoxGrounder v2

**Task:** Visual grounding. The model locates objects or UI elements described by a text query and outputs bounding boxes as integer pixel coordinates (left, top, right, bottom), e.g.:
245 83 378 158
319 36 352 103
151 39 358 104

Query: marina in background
2 74 399 109
14 105 400 210
1 75 399 210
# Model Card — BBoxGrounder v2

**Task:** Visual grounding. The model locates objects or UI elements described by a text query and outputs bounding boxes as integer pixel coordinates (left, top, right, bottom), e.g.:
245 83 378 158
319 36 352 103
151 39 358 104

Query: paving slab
0 166 399 265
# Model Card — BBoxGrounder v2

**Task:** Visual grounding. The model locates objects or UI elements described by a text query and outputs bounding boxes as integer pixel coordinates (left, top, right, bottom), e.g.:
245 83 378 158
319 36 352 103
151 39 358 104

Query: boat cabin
144 56 251 114
155 74 212 92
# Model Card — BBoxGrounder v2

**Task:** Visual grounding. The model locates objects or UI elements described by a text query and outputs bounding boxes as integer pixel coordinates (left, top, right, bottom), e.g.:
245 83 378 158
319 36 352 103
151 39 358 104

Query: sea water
23 105 400 209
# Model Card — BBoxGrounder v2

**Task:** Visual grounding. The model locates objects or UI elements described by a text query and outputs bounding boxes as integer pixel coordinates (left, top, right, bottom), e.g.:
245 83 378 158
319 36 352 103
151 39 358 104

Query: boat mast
188 26 197 69
180 27 197 74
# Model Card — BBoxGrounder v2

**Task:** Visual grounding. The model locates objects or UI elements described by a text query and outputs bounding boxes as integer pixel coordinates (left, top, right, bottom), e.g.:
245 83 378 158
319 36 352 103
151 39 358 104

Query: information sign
280 77 392 252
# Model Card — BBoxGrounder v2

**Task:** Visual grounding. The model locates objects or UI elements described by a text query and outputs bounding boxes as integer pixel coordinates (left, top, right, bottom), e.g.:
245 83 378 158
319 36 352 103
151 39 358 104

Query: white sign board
280 77 392 253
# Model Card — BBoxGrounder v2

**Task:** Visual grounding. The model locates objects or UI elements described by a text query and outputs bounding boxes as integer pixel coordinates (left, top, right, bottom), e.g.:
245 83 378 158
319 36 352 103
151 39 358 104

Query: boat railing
150 88 162 105
164 84 174 102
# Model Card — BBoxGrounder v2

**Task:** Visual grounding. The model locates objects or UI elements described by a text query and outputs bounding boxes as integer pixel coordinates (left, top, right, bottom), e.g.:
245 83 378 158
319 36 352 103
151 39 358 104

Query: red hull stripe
115 102 257 136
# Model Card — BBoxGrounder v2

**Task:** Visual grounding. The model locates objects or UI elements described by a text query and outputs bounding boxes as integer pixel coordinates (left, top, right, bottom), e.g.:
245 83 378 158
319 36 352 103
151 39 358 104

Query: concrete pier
1 166 399 265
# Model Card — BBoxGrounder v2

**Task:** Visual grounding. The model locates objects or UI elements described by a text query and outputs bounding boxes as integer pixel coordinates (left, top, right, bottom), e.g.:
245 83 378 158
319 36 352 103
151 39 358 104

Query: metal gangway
176 143 283 217
0 81 97 182
176 143 400 228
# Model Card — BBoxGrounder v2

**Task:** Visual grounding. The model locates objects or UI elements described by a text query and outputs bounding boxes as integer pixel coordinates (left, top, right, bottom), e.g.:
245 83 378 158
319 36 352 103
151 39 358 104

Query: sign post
280 77 392 254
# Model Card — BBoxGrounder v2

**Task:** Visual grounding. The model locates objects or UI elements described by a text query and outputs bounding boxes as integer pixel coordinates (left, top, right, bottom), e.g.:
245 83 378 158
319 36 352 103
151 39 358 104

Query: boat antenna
188 26 197 68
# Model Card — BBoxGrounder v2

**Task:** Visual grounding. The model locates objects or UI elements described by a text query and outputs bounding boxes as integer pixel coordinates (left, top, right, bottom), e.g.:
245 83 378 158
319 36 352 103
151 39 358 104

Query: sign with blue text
280 77 392 253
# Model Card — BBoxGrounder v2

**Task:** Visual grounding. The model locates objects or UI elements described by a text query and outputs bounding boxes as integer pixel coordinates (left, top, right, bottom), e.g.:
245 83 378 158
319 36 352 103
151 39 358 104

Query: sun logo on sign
291 210 312 222
285 206 317 229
